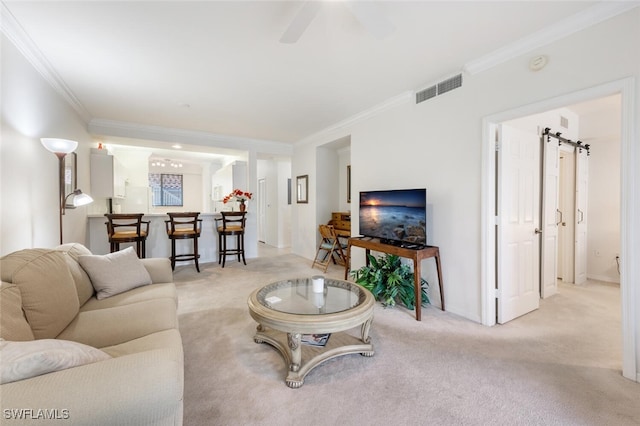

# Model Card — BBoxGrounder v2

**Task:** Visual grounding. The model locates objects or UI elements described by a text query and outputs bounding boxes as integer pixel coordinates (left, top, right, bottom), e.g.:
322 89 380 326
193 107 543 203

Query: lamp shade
71 192 93 207
41 138 78 154
64 189 93 208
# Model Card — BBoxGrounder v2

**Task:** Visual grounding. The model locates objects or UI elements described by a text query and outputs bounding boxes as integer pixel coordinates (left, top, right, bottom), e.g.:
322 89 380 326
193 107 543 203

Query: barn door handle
577 209 584 224
556 209 563 226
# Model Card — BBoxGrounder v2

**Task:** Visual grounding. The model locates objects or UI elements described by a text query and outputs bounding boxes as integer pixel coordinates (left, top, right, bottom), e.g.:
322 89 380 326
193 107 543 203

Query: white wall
582 105 621 283
292 10 640 326
1 34 93 253
277 159 292 248
316 146 339 227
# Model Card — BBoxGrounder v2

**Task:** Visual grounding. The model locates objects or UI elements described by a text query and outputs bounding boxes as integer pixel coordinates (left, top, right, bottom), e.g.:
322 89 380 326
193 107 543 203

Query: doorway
480 78 636 382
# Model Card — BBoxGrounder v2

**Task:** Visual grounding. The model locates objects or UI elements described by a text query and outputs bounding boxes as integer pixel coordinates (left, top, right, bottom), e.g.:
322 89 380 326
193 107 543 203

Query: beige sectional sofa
0 243 183 425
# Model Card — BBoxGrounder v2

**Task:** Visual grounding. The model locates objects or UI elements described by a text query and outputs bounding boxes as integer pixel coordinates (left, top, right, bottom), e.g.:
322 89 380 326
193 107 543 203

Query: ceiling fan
279 1 395 44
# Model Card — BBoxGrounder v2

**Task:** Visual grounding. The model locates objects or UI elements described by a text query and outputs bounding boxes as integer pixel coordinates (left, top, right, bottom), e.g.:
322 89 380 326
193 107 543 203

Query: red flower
223 189 252 203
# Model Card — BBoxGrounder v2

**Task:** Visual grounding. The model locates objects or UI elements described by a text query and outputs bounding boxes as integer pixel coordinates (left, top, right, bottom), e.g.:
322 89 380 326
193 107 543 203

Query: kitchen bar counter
87 213 224 263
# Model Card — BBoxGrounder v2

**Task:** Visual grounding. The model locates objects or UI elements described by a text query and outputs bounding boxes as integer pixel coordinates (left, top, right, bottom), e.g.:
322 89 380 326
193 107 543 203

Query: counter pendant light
41 138 94 245
150 159 183 168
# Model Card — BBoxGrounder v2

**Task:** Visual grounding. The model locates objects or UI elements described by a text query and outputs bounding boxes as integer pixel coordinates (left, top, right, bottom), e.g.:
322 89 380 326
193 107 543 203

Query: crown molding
88 119 293 156
297 90 413 146
1 2 92 123
463 1 640 75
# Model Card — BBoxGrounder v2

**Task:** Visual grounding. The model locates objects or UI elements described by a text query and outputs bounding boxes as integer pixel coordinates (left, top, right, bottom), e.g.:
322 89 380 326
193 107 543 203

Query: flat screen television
358 188 427 247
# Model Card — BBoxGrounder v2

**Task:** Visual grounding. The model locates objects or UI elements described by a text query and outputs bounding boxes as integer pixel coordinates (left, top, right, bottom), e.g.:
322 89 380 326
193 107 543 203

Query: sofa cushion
0 282 35 341
57 298 178 348
0 344 184 426
78 247 152 300
55 243 95 306
0 249 80 339
100 329 182 358
140 258 174 284
81 283 178 312
0 338 111 384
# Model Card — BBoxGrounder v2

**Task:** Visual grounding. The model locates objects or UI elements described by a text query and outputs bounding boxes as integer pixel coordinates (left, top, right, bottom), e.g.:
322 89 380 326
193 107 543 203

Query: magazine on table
301 333 331 347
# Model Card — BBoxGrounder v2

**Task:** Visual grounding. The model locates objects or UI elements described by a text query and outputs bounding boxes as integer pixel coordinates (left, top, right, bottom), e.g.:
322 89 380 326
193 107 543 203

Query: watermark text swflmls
3 409 70 420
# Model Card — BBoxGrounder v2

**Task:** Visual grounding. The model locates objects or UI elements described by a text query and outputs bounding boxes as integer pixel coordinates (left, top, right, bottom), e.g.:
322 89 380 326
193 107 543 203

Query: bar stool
165 212 202 272
104 213 149 258
216 211 247 268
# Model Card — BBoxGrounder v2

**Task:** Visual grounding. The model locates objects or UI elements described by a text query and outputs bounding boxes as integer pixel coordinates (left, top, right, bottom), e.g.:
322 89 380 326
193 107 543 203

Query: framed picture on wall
296 175 308 204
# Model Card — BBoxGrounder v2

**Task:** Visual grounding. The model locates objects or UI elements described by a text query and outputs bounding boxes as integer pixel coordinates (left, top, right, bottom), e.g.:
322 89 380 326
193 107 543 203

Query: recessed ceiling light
172 144 182 149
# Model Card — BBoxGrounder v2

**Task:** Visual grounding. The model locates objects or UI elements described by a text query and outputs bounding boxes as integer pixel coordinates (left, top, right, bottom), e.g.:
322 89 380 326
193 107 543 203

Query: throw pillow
78 247 152 300
0 338 111 384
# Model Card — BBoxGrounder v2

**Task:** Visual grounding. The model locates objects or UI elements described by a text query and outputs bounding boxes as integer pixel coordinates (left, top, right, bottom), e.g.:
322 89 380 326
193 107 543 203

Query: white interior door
258 178 266 243
574 152 589 284
541 136 559 298
497 124 541 324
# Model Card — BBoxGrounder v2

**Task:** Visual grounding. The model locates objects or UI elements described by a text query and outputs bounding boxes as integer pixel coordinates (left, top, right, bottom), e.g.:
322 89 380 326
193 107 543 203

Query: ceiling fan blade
279 1 322 44
346 1 395 40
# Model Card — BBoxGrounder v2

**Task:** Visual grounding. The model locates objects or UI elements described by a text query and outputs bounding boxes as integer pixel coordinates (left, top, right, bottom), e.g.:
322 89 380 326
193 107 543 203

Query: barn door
541 136 560 298
574 152 589 284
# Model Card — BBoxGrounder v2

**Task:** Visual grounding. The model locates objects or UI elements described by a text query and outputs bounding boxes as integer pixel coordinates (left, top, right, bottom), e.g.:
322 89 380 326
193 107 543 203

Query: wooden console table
344 237 444 321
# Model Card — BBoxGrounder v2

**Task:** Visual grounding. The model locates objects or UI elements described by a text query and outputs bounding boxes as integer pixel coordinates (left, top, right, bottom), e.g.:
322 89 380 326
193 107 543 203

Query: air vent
416 73 463 104
437 74 462 95
560 116 569 129
416 85 437 104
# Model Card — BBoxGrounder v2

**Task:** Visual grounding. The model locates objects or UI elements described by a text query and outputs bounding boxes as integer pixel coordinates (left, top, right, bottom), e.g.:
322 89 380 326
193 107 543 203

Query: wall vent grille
437 74 462 95
560 116 569 129
416 73 463 104
416 85 437 104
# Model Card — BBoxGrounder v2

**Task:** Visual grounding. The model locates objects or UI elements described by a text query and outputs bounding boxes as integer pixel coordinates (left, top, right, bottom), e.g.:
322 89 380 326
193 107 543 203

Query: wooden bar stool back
165 212 202 272
216 211 247 268
104 213 149 258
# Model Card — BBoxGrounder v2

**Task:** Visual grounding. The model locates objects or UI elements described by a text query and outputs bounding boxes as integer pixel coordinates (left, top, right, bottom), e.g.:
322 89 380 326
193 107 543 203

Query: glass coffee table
247 277 374 388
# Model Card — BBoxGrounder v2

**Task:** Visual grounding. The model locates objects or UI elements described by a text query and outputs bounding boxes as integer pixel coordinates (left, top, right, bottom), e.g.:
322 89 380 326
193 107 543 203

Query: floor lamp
41 138 94 244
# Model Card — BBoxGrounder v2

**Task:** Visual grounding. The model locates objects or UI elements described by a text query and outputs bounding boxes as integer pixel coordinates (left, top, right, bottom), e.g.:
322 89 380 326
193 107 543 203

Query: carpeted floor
173 245 640 426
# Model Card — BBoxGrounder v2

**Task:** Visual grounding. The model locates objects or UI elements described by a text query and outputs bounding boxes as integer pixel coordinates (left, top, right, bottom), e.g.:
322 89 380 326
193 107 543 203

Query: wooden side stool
104 213 149 258
215 211 247 268
165 212 202 272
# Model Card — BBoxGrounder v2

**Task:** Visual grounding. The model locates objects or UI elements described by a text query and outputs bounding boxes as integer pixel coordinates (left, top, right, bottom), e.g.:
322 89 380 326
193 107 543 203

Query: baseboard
586 274 620 284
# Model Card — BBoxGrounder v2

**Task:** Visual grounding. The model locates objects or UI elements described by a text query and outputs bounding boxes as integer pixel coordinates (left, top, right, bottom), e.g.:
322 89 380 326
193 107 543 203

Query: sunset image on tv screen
359 189 426 244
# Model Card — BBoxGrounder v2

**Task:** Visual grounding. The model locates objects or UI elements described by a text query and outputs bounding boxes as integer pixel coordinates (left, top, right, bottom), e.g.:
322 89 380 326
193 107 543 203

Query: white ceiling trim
296 90 413 146
463 1 640 75
0 2 92 123
88 119 293 156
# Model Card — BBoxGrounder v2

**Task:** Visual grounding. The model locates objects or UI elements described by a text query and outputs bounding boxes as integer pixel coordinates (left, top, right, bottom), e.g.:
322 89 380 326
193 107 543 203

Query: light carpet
173 246 640 426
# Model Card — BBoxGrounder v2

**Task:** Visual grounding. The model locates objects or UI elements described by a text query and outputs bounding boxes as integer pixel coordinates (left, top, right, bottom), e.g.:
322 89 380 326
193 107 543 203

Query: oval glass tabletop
256 278 366 315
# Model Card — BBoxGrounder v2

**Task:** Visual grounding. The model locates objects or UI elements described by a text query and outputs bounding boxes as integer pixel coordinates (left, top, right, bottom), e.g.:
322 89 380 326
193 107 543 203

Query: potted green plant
350 253 429 309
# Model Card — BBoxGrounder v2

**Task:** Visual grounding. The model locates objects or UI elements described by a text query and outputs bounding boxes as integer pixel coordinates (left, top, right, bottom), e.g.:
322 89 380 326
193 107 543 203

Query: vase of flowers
223 189 252 212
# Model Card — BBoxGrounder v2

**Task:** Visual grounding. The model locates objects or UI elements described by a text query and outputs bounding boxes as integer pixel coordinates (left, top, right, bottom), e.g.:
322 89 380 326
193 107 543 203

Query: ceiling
3 1 613 147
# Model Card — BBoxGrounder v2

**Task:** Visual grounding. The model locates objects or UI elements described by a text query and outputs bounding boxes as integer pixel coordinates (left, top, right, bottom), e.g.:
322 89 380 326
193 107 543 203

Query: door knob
534 228 542 234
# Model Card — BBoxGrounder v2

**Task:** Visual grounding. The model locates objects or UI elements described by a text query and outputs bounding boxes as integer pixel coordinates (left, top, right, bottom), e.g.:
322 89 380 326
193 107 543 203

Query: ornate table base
253 319 374 388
